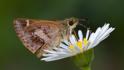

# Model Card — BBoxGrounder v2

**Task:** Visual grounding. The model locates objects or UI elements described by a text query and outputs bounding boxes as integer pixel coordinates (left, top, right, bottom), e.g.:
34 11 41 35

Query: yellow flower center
77 41 83 52
83 38 88 46
68 36 88 52
69 45 75 50
69 45 74 50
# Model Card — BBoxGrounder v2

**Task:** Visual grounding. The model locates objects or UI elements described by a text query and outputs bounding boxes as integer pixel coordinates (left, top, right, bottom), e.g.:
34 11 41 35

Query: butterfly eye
68 20 74 26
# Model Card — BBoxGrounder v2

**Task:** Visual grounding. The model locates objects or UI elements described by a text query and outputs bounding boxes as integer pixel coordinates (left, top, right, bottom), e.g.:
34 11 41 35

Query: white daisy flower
41 23 115 62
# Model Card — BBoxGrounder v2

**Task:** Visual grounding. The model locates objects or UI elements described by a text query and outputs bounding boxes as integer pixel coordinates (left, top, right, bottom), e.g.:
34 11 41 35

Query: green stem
80 65 91 70
72 49 94 70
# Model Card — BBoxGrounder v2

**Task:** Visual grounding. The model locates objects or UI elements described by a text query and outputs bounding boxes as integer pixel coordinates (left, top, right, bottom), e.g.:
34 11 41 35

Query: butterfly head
66 17 79 29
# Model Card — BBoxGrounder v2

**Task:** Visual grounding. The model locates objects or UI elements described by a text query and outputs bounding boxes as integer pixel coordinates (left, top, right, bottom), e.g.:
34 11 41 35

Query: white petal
42 53 57 57
44 50 56 54
42 54 67 62
78 30 83 41
41 51 74 61
96 24 110 39
87 34 96 49
98 28 115 42
69 35 77 45
60 43 68 49
41 55 58 61
90 27 101 42
88 28 101 49
93 27 114 46
62 39 69 45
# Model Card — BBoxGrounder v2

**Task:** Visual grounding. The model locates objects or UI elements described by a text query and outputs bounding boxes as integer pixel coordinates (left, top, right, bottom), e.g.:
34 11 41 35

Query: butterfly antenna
78 23 93 33
79 23 90 29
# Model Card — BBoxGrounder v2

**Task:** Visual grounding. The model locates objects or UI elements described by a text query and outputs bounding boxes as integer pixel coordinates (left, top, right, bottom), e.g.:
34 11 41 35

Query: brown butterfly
14 18 87 58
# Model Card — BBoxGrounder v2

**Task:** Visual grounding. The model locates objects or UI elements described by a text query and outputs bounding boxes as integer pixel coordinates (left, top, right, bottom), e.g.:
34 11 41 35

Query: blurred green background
0 0 123 70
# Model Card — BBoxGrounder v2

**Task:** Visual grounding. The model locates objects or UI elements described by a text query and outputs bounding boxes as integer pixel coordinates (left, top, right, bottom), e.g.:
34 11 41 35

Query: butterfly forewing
14 18 64 57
